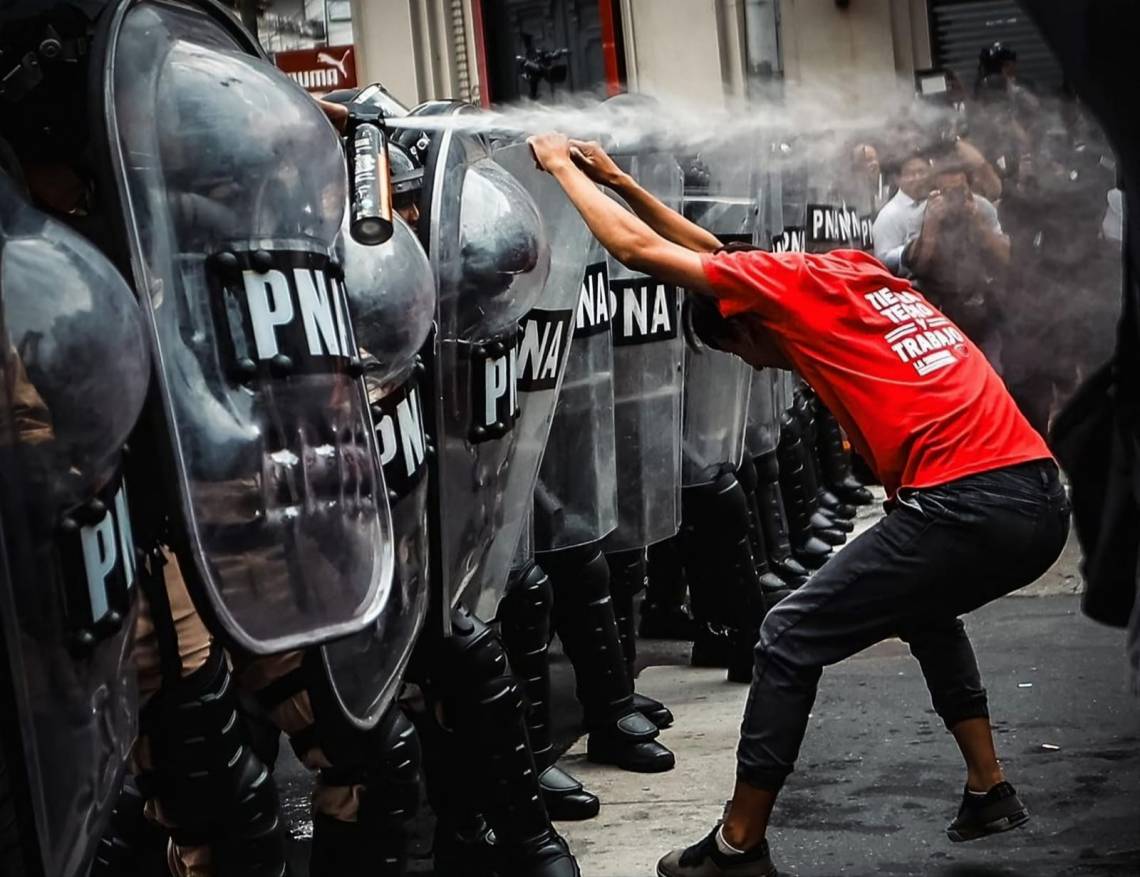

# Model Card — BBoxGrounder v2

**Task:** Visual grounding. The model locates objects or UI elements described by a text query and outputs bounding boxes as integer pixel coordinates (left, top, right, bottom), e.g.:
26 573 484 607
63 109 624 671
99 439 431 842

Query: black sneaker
656 824 777 877
946 781 1030 842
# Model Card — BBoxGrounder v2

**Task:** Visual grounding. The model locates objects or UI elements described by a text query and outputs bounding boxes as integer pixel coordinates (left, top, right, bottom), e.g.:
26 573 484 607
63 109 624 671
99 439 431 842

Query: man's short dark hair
686 249 755 353
686 291 741 352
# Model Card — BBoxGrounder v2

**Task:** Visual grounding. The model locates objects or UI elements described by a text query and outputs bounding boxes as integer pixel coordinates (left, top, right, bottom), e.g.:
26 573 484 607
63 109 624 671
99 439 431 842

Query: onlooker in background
900 159 1011 368
872 153 931 273
974 41 1037 102
969 79 1033 186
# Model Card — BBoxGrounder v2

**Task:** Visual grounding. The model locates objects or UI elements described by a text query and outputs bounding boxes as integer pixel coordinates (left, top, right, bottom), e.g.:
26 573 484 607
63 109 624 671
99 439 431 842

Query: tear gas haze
392 74 1122 435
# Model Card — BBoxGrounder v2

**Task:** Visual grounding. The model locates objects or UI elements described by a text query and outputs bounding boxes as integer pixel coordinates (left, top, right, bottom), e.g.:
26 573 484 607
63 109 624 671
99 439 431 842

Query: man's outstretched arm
569 140 723 254
529 134 711 293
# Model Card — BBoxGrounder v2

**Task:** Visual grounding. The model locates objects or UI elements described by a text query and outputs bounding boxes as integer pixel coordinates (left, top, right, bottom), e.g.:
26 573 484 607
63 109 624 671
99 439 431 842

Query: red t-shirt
702 248 1052 497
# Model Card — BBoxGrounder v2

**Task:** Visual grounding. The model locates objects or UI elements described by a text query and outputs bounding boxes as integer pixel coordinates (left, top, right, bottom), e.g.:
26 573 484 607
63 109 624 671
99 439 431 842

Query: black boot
814 398 874 506
641 537 697 640
750 451 811 586
607 548 674 730
425 607 580 877
817 489 857 521
499 563 600 822
812 509 848 545
679 473 770 684
309 708 423 877
546 544 675 774
776 414 834 570
816 501 856 531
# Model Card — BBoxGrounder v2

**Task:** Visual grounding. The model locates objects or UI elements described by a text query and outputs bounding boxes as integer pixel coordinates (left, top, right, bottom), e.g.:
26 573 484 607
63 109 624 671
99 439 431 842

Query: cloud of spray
385 74 892 156
389 73 1122 424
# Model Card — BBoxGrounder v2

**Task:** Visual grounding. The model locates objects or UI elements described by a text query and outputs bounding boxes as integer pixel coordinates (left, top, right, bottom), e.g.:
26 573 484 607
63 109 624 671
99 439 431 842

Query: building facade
259 0 1057 109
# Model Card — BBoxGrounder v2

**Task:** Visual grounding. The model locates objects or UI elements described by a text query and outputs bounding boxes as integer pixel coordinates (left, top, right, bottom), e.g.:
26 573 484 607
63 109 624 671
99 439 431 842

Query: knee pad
138 644 285 877
435 606 526 728
547 544 636 727
645 536 686 607
499 561 554 661
777 416 816 537
605 548 647 599
419 611 555 847
540 541 610 601
680 474 764 627
90 777 148 877
604 548 645 671
498 563 554 758
316 706 422 825
309 709 422 877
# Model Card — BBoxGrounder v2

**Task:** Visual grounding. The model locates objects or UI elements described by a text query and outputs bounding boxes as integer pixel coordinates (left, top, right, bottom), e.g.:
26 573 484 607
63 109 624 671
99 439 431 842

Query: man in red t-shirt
529 133 1070 877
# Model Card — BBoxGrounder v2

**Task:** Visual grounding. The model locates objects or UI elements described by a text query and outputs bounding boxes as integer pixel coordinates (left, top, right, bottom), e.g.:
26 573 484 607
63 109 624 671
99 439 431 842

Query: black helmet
0 0 105 160
322 81 409 119
978 41 1017 76
391 99 470 166
388 139 423 208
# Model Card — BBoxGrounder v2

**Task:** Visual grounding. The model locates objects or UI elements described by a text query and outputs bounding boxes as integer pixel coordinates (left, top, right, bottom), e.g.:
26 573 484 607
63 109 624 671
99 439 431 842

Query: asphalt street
277 526 1140 877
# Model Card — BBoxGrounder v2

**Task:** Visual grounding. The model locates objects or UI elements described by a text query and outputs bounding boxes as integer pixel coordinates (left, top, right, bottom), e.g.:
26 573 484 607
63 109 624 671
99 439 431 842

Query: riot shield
779 142 874 255
680 146 756 486
682 344 751 484
467 141 592 619
745 368 781 456
419 107 552 613
320 215 435 727
533 236 618 553
602 151 685 551
747 144 792 458
0 175 149 877
98 0 395 654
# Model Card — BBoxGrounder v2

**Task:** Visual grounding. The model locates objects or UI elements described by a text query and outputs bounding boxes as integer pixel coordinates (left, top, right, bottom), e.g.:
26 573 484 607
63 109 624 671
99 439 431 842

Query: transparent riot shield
100 0 395 654
534 237 618 553
514 504 536 571
467 141 592 620
321 215 435 727
419 109 551 613
0 175 149 877
682 345 751 485
602 151 685 551
679 145 757 485
745 368 781 456
747 144 793 457
779 140 875 255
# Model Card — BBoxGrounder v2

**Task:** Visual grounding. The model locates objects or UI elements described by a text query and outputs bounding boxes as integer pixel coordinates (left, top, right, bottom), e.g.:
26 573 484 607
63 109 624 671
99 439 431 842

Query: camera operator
902 158 1011 367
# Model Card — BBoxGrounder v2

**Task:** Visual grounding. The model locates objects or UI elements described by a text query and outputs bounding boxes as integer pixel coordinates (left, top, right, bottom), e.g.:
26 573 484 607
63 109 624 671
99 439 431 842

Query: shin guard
137 645 286 877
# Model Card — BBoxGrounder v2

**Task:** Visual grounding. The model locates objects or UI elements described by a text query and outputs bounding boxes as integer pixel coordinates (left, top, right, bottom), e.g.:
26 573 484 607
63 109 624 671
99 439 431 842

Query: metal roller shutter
450 0 473 102
930 0 1062 95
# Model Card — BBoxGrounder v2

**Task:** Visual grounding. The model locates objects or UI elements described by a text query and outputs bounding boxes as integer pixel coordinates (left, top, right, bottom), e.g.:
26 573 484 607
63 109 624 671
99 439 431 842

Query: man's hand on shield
568 139 627 189
527 133 574 174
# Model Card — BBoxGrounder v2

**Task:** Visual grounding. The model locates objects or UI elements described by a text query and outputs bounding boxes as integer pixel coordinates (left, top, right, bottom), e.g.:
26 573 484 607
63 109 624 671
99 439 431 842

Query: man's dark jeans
737 460 1070 791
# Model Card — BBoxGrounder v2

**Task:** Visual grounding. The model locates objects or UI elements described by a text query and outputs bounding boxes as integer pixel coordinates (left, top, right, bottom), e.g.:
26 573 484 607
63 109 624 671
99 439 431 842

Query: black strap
287 725 320 762
138 548 181 687
253 667 309 713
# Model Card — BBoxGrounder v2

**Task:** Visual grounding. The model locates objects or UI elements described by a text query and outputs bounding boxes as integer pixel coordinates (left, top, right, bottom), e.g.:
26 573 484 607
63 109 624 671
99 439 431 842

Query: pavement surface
277 508 1140 877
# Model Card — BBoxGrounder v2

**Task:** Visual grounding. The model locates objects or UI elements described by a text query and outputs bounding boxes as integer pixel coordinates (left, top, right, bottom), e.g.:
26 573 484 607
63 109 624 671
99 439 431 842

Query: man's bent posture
528 133 1069 877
